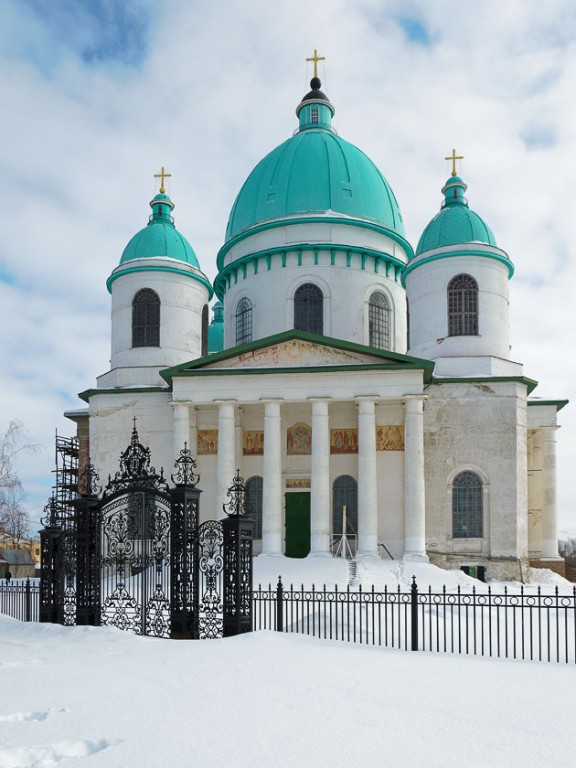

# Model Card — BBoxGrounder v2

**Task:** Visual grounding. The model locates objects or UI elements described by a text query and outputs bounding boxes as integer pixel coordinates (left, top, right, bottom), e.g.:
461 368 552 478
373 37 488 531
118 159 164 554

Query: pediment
205 338 388 370
161 331 435 384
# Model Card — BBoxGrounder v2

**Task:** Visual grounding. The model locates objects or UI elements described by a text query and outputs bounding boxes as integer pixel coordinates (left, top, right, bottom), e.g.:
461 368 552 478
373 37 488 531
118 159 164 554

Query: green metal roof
120 193 201 268
207 301 224 353
416 176 496 256
224 81 405 242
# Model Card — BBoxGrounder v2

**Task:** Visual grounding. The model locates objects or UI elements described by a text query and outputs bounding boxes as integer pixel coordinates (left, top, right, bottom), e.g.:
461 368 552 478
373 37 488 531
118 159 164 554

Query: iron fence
253 577 576 663
3 576 576 664
0 579 39 622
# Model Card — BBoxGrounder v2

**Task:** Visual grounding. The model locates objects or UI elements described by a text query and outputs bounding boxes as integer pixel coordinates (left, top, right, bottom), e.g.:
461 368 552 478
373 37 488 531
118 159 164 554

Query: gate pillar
72 494 101 626
169 445 202 639
39 524 63 624
222 470 254 637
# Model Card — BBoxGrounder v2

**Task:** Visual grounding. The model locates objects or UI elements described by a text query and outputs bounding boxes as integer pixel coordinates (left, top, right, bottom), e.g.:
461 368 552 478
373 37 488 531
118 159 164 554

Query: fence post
411 576 419 651
25 578 31 622
276 576 284 632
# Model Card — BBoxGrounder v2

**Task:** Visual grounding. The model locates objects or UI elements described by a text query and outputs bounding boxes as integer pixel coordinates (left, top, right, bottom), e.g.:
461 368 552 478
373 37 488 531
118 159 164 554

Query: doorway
285 492 311 558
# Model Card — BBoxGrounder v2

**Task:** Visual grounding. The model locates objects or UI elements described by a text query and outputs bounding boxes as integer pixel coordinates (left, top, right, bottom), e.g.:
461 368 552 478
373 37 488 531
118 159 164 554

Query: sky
1 555 575 767
1 0 576 536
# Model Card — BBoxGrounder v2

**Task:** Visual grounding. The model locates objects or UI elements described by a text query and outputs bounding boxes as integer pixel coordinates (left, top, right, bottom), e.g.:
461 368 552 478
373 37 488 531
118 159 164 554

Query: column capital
259 397 284 404
170 400 195 409
213 399 238 405
307 396 332 403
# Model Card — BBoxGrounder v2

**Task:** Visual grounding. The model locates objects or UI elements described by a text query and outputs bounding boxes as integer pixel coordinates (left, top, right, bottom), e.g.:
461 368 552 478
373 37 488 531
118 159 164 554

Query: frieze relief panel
207 340 383 370
197 429 218 455
243 430 264 456
376 425 404 451
287 423 312 455
330 428 358 454
286 478 311 489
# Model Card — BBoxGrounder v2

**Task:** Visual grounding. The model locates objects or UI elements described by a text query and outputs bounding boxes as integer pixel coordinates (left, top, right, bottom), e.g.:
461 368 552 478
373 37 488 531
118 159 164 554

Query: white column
172 402 190 462
540 426 560 559
403 395 428 562
357 398 378 556
216 401 236 519
262 400 283 554
310 399 331 555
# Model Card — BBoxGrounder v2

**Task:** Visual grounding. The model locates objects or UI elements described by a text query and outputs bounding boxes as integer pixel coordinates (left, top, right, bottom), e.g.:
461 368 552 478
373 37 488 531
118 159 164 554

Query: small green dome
224 79 405 241
120 193 201 268
207 301 224 353
416 176 496 255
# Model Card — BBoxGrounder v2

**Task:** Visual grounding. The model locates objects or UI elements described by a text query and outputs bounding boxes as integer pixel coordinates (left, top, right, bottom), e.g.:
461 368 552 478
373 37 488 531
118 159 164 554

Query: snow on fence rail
253 577 576 663
2 577 576 663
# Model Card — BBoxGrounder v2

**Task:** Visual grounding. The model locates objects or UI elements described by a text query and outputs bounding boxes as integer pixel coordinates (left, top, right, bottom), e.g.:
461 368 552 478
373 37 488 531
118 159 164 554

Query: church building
68 62 567 580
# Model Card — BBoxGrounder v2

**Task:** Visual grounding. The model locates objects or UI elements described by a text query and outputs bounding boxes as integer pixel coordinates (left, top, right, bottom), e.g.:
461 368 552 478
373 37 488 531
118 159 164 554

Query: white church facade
67 70 567 581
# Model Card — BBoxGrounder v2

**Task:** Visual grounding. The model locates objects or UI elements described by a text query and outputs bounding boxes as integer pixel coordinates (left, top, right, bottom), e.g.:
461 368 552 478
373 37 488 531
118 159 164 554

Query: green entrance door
285 492 311 558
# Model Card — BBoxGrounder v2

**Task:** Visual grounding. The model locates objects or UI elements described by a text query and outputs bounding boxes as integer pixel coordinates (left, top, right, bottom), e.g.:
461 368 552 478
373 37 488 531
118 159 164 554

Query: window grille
448 274 478 336
132 288 160 347
452 471 483 538
246 476 263 539
235 297 253 345
294 283 323 335
368 291 391 349
311 107 319 124
332 475 358 536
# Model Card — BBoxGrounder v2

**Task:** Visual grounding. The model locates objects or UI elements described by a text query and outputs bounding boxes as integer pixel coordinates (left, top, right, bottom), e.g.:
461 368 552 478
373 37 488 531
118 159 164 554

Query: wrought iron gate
40 424 253 639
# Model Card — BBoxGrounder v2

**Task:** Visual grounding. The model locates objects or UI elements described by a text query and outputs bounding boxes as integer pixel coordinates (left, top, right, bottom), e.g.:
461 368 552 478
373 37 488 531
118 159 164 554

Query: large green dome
416 176 496 255
121 193 201 268
224 78 405 242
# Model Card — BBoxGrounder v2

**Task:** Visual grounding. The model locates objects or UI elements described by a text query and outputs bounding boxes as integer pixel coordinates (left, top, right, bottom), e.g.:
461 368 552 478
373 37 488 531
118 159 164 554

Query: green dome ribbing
224 79 405 242
121 193 201 268
416 176 496 255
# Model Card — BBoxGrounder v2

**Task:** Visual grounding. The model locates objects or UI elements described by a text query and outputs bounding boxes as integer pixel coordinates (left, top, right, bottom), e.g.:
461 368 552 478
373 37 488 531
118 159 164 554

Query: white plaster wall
222 255 407 351
423 380 529 561
108 262 209 372
222 221 408 268
406 250 512 365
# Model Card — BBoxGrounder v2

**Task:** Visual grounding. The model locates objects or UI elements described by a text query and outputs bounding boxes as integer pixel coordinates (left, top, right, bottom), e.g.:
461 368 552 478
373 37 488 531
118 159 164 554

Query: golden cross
154 166 171 194
306 48 325 78
444 148 463 177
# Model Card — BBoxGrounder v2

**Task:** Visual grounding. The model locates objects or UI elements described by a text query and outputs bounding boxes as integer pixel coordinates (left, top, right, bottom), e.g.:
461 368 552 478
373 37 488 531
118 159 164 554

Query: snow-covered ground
1 557 574 767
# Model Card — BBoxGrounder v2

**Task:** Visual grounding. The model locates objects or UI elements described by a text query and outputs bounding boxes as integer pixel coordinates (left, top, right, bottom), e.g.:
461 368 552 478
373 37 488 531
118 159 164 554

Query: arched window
332 475 358 537
132 288 160 347
235 297 253 346
294 283 323 335
452 471 483 538
246 476 263 539
201 304 209 356
448 274 478 336
369 291 391 349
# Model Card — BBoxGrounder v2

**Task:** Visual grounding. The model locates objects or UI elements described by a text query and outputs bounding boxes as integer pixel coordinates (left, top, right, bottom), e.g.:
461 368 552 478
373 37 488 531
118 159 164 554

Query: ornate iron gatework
222 470 254 636
198 520 224 638
170 444 201 639
39 425 254 640
99 423 172 637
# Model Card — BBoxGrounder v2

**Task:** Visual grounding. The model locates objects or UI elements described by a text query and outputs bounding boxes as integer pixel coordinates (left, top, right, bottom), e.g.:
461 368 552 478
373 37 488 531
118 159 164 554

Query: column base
357 534 378 557
261 533 283 556
403 552 429 563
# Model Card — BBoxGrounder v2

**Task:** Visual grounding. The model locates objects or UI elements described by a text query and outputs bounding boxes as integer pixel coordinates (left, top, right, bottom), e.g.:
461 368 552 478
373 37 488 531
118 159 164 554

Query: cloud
19 0 154 68
1 0 575 536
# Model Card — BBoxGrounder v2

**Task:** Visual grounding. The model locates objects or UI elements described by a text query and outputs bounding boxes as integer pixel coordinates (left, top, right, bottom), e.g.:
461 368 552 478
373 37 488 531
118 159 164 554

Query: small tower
98 171 213 388
405 154 519 376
